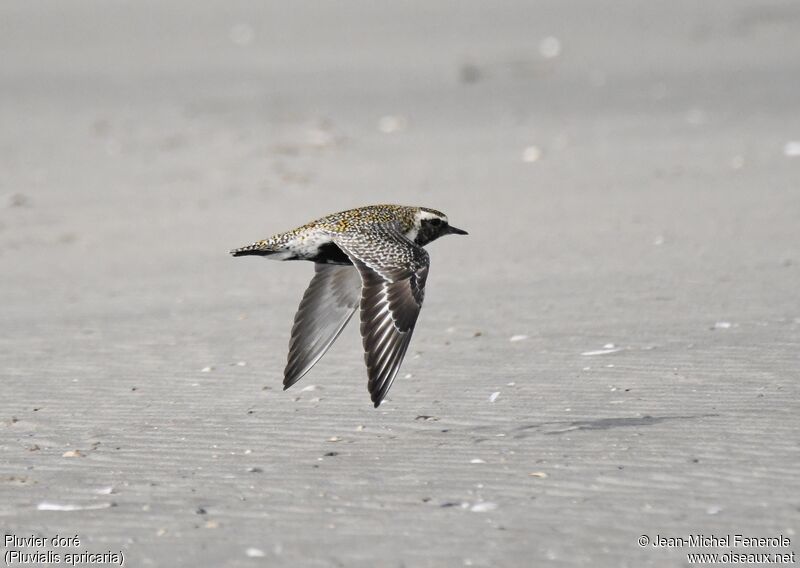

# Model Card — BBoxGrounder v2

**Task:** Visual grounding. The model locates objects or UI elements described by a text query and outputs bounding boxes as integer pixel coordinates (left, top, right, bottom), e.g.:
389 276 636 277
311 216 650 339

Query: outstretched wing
284 263 361 389
332 223 430 407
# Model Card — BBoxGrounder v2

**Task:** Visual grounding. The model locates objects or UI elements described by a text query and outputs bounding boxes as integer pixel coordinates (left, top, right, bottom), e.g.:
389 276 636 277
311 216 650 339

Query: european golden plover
231 204 467 407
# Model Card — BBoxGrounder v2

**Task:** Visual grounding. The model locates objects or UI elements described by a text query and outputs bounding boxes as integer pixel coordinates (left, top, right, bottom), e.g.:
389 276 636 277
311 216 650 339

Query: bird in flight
231 204 467 407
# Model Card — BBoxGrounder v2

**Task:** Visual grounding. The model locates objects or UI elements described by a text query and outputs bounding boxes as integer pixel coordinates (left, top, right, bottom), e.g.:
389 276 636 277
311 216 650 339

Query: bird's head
411 207 468 246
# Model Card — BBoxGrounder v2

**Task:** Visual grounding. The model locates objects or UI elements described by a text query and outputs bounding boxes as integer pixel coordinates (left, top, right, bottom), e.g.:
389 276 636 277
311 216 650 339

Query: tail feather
230 242 275 257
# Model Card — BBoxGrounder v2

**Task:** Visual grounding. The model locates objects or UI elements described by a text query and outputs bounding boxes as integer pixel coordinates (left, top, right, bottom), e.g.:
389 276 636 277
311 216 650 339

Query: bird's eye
430 218 442 226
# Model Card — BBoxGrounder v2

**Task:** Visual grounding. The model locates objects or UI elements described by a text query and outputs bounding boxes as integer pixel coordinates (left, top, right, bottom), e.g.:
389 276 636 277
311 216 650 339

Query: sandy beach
1 1 798 566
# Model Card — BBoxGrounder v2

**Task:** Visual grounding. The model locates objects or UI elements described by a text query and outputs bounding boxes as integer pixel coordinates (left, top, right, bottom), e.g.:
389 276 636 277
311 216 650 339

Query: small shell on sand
37 502 112 512
581 347 623 356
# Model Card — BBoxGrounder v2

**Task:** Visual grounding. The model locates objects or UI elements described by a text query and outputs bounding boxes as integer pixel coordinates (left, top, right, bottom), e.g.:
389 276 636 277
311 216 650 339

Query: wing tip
282 371 300 391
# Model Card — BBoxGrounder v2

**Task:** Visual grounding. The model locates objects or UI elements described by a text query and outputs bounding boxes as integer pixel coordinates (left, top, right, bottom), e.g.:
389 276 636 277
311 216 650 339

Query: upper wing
332 223 430 407
283 263 361 389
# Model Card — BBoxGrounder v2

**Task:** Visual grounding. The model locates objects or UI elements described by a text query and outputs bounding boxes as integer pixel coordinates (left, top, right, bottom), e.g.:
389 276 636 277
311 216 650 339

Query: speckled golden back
230 204 451 259
264 204 437 246
303 204 420 234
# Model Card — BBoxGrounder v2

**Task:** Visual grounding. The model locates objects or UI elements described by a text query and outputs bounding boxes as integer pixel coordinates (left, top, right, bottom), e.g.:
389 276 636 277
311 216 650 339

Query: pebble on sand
8 193 30 207
459 63 482 84
62 450 84 458
538 36 562 59
521 146 542 163
783 141 800 157
470 502 498 513
378 115 407 134
509 334 528 342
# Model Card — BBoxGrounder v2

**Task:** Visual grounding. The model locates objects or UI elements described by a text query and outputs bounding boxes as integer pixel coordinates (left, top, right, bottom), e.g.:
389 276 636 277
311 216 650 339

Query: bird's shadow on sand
510 414 719 438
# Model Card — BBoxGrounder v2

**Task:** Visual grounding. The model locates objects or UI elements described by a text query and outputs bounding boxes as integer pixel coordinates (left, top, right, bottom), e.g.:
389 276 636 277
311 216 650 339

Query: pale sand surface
1 2 799 566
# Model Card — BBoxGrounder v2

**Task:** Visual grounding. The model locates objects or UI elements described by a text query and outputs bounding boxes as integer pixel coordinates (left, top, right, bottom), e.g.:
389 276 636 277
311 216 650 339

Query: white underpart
272 231 333 260
407 210 448 242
